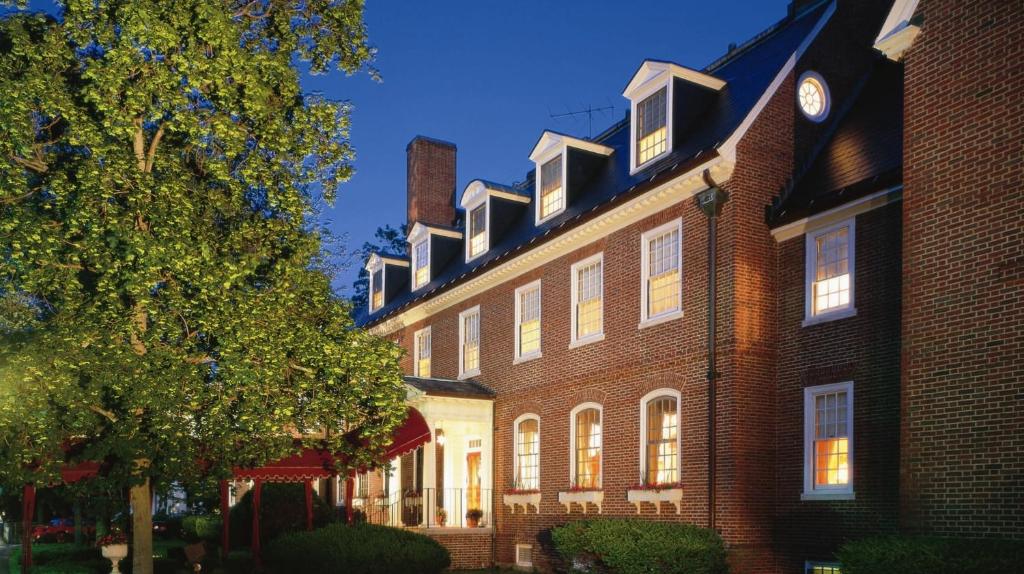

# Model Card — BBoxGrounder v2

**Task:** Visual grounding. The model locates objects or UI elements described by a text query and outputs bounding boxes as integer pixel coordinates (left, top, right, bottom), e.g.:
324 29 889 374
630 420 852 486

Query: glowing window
803 382 854 498
806 563 842 574
413 240 429 288
642 221 682 322
644 395 679 485
515 416 539 490
636 87 668 166
539 155 564 220
571 255 603 343
515 282 541 360
459 307 480 377
573 406 602 489
468 204 487 258
806 219 855 320
370 268 383 311
414 327 431 378
798 72 830 122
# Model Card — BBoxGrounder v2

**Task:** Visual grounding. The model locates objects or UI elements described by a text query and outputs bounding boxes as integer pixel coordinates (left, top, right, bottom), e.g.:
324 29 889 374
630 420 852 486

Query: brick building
352 1 1023 571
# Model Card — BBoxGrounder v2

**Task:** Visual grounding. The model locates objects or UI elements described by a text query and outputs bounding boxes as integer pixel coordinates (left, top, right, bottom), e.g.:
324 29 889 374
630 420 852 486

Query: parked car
31 518 94 543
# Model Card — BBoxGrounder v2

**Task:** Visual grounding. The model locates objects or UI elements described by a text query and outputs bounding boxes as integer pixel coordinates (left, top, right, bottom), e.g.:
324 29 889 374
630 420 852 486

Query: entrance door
466 451 481 512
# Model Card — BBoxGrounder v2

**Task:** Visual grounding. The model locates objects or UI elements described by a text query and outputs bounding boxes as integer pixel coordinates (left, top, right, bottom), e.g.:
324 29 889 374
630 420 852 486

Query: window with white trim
514 281 541 361
458 306 481 378
539 155 564 220
798 71 831 122
636 87 668 167
355 472 369 499
515 544 534 568
805 562 842 574
412 239 429 289
803 382 854 499
640 389 681 486
571 254 603 345
414 327 431 378
570 403 602 489
805 219 855 322
468 203 488 259
370 268 384 312
641 220 683 324
513 414 539 491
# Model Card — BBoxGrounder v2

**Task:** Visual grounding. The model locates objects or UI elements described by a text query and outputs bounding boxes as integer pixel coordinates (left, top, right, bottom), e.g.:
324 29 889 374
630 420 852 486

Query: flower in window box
568 484 603 493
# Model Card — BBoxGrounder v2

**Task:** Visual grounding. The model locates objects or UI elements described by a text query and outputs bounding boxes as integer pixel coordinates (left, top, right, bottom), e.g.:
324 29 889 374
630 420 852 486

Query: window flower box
503 490 541 514
558 489 604 514
626 484 683 514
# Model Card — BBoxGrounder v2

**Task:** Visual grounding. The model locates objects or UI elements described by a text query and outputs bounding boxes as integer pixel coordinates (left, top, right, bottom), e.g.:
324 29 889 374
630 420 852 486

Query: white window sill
801 491 855 501
503 492 541 514
630 151 671 175
458 369 481 380
569 333 605 349
639 310 683 330
513 352 542 365
626 487 683 514
801 307 857 327
558 490 604 514
536 210 565 225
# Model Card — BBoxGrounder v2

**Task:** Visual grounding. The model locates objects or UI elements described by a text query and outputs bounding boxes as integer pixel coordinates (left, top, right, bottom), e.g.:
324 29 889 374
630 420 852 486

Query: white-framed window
804 218 856 325
639 389 681 486
570 253 604 347
467 203 488 261
513 414 540 491
355 472 369 500
802 381 854 500
569 403 603 489
636 87 668 168
458 305 481 379
798 71 831 122
538 154 565 222
805 562 842 574
413 326 431 378
514 280 542 362
412 239 430 289
640 219 683 326
515 544 534 568
370 268 384 311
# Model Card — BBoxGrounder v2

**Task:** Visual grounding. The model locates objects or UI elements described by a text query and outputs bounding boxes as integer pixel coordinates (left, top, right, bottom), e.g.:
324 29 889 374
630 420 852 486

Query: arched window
639 389 681 486
570 403 603 489
513 414 540 490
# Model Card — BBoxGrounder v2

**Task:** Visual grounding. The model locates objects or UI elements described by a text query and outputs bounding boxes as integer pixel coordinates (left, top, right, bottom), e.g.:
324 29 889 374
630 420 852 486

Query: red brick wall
421 529 493 570
407 136 457 228
900 0 1024 538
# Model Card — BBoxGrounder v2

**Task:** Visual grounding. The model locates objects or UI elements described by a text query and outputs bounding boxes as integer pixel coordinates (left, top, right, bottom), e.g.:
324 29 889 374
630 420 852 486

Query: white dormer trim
529 131 614 225
874 0 921 61
407 223 463 291
364 253 408 314
460 180 530 263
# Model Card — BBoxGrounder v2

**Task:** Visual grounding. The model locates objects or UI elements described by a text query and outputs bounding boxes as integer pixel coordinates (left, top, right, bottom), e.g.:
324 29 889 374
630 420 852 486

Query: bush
837 535 1024 574
182 514 222 543
229 483 334 546
551 518 727 574
264 522 451 574
8 544 108 574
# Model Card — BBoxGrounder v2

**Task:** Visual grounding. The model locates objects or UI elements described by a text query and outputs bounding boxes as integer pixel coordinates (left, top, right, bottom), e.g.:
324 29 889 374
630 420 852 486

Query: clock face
798 73 829 122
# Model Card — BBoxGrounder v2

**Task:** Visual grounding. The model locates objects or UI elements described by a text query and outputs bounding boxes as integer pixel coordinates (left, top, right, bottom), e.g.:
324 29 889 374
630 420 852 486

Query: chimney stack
407 136 457 228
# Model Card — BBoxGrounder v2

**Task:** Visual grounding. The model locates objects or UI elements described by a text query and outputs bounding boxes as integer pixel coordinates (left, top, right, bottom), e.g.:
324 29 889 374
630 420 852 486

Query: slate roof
768 60 904 227
356 1 833 327
403 376 495 400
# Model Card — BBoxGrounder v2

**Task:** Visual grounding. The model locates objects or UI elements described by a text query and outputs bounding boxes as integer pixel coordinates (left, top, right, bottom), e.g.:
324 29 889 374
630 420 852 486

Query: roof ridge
705 0 831 73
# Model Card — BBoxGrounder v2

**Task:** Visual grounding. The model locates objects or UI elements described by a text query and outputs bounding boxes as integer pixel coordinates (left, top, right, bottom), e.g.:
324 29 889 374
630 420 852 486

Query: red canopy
383 406 432 460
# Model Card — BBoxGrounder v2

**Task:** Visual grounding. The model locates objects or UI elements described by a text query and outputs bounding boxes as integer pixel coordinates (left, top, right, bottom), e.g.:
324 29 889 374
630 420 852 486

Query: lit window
806 562 842 574
468 204 487 258
355 472 369 499
539 155 564 220
571 254 603 344
414 327 431 378
572 405 602 489
413 240 429 289
798 71 830 122
636 87 668 167
803 382 854 498
642 392 680 485
459 306 480 378
641 220 682 323
805 219 855 322
514 415 539 490
515 281 541 360
370 268 383 311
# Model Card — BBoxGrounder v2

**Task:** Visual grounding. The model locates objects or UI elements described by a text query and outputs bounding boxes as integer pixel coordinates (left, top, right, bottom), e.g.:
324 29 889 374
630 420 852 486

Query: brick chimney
407 136 457 228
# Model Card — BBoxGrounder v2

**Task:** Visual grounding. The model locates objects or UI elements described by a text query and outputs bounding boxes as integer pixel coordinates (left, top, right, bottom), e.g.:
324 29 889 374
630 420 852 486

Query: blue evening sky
315 1 790 294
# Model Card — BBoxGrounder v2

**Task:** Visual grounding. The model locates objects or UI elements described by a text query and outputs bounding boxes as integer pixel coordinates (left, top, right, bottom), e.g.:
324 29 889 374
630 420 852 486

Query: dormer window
468 204 488 259
636 88 668 166
539 155 564 220
412 240 429 289
364 253 409 314
407 222 462 291
370 269 383 311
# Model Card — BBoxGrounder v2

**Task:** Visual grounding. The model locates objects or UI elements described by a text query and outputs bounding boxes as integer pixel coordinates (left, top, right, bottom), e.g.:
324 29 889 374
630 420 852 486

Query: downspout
696 171 728 532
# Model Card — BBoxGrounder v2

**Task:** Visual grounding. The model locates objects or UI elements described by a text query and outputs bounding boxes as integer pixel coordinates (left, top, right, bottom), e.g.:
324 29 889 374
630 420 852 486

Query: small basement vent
515 544 533 568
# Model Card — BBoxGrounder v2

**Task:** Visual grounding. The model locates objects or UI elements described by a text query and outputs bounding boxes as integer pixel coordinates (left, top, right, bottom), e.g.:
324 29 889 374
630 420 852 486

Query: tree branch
89 405 119 423
133 117 146 172
144 123 165 173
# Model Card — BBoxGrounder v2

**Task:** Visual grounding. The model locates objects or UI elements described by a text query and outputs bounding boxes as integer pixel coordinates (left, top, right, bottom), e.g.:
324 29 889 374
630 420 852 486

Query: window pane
813 227 851 315
463 312 480 372
576 261 603 338
647 228 681 317
637 88 668 166
470 205 487 256
813 390 850 487
416 330 431 378
645 397 679 485
574 408 601 489
414 241 429 287
518 287 541 356
540 156 564 219
516 418 539 490
371 269 383 310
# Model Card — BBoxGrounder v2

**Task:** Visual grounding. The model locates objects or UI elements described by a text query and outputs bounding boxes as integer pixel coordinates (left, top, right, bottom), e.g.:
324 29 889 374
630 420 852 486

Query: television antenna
549 103 615 139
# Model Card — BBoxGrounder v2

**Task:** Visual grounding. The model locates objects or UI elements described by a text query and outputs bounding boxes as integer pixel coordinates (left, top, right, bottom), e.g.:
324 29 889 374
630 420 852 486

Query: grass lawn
8 540 188 574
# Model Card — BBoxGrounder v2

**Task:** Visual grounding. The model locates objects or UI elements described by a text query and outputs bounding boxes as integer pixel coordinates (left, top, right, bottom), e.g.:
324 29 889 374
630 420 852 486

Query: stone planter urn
101 543 128 574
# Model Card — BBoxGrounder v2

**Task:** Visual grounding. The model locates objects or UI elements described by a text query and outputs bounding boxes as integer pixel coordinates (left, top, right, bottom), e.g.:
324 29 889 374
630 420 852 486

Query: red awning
60 461 101 484
383 407 431 460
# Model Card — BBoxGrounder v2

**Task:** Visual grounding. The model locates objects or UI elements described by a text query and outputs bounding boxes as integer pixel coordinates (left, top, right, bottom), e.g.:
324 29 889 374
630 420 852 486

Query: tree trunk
73 502 83 545
131 478 154 574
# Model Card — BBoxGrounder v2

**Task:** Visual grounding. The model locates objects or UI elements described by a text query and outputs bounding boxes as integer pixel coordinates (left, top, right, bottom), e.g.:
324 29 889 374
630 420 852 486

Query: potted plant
97 529 128 574
465 508 484 527
435 507 447 526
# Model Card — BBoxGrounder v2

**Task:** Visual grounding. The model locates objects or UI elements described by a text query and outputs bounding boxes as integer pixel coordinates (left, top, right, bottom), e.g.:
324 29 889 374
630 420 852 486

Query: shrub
228 483 334 546
264 522 450 574
182 514 222 543
551 518 727 574
837 535 1024 574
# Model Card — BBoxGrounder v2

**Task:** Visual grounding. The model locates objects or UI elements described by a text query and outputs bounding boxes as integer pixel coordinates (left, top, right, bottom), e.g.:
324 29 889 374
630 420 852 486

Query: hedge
551 518 727 574
837 535 1024 574
229 482 334 546
182 514 222 543
264 522 451 574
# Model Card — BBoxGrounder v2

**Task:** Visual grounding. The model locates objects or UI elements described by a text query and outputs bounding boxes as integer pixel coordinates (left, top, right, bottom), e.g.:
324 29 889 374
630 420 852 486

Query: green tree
0 2 406 572
350 223 407 312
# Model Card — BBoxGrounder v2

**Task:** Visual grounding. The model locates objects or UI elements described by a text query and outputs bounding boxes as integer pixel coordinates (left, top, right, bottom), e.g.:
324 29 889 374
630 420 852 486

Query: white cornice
770 185 902 242
623 60 726 98
874 23 921 61
408 222 462 243
460 180 529 209
529 131 614 162
370 157 734 336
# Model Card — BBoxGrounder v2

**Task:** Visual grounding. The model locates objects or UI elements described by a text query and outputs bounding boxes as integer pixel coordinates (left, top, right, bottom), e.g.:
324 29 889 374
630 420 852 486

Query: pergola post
345 470 355 524
304 479 313 531
251 479 263 566
22 483 35 571
219 480 230 559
